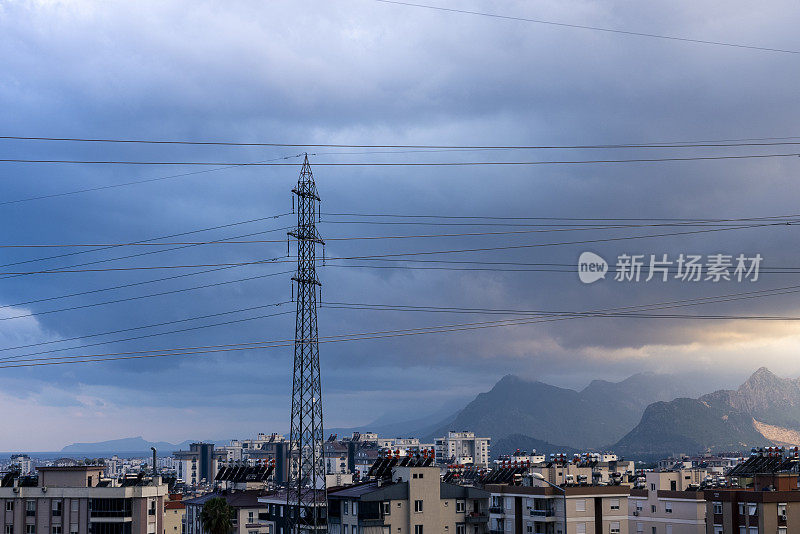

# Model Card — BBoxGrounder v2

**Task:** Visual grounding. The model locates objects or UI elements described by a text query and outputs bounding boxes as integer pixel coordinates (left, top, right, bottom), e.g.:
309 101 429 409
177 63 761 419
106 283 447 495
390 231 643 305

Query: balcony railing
465 513 488 524
530 510 553 517
489 506 504 514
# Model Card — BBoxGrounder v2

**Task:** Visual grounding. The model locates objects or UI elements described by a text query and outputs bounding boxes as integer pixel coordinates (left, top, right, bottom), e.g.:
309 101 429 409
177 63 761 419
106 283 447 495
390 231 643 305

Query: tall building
435 433 491 468
173 444 225 488
0 466 167 534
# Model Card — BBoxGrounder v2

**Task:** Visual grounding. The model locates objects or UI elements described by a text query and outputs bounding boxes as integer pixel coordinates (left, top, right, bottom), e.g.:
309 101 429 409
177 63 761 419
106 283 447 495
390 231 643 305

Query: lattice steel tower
286 154 326 534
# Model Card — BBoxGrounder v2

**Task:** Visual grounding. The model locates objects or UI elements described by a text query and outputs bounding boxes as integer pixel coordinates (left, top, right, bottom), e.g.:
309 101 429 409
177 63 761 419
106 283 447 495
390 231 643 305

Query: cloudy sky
1 0 800 451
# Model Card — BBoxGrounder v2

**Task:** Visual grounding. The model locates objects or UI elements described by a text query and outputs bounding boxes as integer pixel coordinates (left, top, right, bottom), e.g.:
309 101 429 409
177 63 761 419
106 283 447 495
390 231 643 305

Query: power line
0 306 293 362
0 269 293 322
0 214 290 269
4 220 792 248
372 0 800 55
2 153 800 166
6 135 800 149
0 155 303 206
7 301 800 369
321 212 800 223
0 302 292 355
0 219 793 276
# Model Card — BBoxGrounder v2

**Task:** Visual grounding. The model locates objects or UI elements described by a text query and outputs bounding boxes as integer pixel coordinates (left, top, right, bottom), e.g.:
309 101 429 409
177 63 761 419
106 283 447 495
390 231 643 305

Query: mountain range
59 367 800 461
614 367 800 459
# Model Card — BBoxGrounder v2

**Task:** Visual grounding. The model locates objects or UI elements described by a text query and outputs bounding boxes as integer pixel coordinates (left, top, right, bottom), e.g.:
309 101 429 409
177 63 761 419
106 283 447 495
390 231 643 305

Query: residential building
327 464 489 534
173 444 225 488
8 457 33 477
486 480 629 534
0 465 167 534
163 494 185 534
629 471 706 534
184 491 269 534
435 432 491 468
704 488 800 534
258 490 326 534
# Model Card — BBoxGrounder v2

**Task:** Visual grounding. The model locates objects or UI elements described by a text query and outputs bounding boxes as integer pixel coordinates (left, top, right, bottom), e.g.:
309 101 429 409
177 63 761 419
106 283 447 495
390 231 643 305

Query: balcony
529 510 553 518
489 506 504 514
465 513 488 524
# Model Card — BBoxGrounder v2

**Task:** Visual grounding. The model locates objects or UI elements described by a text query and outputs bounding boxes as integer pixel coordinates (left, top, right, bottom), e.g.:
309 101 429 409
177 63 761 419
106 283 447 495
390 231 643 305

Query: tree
200 497 235 534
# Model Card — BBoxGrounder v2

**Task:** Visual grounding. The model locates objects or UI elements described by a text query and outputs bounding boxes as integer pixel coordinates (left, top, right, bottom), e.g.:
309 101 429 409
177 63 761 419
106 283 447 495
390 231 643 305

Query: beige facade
629 473 705 534
163 494 184 534
704 489 800 534
0 467 167 534
328 465 489 534
487 483 629 534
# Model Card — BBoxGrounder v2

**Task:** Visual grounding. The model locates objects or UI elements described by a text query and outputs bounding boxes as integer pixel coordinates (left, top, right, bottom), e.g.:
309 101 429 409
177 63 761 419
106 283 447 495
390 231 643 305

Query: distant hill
427 372 701 450
614 368 800 459
61 436 204 454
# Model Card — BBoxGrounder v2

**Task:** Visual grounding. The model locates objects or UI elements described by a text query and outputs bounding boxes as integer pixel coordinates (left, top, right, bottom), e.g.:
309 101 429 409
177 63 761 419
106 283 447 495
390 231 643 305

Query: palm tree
200 497 235 534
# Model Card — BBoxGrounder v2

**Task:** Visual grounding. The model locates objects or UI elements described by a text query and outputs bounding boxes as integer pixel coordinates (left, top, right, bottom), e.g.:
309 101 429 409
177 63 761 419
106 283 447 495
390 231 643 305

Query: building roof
165 501 186 510
184 490 267 508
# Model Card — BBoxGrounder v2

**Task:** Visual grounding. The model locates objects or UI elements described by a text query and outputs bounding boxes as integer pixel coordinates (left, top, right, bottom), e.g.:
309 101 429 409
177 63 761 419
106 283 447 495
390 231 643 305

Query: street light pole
530 473 567 534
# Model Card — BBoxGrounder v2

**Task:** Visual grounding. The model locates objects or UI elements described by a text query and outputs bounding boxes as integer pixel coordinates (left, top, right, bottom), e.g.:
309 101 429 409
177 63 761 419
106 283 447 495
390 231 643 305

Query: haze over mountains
59 368 800 461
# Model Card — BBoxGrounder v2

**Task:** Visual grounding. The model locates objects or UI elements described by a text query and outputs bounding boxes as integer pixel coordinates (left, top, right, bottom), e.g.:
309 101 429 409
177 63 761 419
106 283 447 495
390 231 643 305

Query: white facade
435 431 491 468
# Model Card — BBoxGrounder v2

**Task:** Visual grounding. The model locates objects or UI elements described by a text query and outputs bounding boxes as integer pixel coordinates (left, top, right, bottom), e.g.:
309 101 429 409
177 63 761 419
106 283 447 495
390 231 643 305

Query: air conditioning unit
12 487 20 493
42 487 47 493
781 514 787 520
632 511 639 516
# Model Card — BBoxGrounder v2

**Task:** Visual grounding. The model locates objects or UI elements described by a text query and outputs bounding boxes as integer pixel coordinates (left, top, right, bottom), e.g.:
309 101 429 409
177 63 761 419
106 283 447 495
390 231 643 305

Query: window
636 502 642 512
666 526 672 534
353 502 358 516
636 524 643 533
414 526 423 534
53 500 63 517
748 504 757 516
414 501 423 513
149 500 156 516
5 526 12 534
650 483 656 491
6 502 13 511
26 500 36 516
748 528 757 534
53 527 63 534
575 500 585 512
652 528 656 534
713 502 722 515
576 524 586 534
456 501 465 513
418 473 423 479
344 502 349 515
610 522 620 534
713 527 723 534
739 527 746 534
738 503 745 515
343 526 348 534
27 527 36 534
71 501 79 513
779 528 787 534
610 499 619 511
456 525 465 534
651 505 656 514
664 502 672 514
382 502 391 516
778 503 787 518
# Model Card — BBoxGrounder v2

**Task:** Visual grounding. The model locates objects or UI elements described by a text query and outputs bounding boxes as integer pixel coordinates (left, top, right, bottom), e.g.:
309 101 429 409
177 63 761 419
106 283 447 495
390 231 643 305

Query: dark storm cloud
1 0 799 448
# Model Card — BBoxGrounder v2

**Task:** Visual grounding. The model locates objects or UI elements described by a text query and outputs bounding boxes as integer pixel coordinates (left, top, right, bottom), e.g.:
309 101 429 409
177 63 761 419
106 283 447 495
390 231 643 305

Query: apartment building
629 472 705 534
435 433 491 468
704 488 800 534
257 490 327 534
327 465 489 534
0 466 167 534
173 444 225 488
163 494 185 534
486 481 629 534
528 459 635 488
184 491 269 534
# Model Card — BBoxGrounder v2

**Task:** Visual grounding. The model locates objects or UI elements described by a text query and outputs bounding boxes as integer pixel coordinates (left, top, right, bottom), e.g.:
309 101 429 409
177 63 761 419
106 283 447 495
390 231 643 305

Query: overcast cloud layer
1 0 800 450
